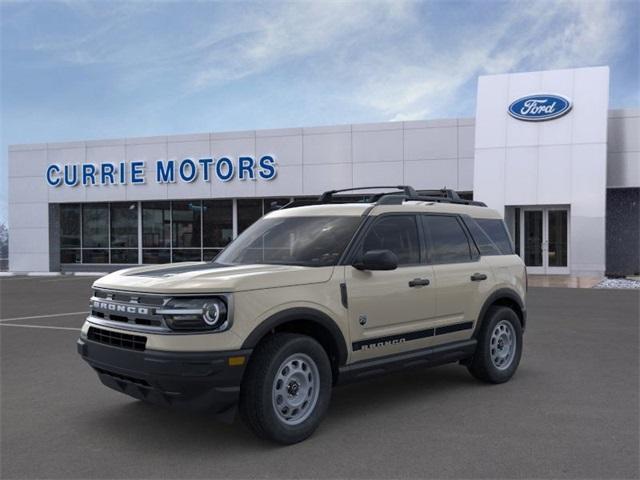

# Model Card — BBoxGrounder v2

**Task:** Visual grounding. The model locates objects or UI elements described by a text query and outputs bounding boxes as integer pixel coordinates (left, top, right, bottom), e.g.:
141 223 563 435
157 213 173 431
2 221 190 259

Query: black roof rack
281 185 486 209
377 188 487 207
377 194 486 207
317 185 416 202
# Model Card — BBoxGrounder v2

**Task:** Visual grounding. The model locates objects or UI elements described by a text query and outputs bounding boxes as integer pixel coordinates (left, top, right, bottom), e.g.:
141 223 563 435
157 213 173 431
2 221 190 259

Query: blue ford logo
508 94 572 121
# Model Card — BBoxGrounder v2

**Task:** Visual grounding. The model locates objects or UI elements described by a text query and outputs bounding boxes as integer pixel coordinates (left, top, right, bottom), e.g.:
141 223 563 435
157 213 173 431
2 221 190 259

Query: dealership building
7 66 639 276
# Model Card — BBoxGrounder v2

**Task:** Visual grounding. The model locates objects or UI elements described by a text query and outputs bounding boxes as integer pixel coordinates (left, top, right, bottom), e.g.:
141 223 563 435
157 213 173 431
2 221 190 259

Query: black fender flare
241 307 349 366
473 288 527 337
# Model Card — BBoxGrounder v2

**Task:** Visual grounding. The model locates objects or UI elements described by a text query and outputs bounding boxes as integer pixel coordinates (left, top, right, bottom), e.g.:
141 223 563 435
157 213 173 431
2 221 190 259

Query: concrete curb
26 272 62 277
71 272 108 277
0 272 16 277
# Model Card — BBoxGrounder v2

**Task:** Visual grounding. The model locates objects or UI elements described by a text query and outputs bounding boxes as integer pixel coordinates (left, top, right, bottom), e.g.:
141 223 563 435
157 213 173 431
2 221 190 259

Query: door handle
470 273 488 282
408 278 430 287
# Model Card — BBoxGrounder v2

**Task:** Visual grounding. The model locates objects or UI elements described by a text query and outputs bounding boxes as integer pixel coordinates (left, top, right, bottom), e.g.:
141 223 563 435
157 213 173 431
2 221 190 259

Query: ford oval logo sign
508 94 572 121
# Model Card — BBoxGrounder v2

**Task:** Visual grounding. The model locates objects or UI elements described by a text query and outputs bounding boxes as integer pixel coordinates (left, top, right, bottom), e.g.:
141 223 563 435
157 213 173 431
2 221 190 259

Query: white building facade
7 66 640 276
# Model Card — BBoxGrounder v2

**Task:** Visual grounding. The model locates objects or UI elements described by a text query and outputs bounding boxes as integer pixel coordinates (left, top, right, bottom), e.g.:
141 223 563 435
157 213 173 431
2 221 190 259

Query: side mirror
353 249 398 271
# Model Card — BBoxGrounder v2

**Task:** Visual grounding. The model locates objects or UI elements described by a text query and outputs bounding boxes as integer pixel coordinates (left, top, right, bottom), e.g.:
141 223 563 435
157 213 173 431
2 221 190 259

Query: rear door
421 214 492 341
345 214 436 361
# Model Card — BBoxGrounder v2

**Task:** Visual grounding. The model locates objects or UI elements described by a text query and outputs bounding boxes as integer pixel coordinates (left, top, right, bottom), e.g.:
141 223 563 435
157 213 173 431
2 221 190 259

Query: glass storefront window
111 203 138 248
143 249 170 264
203 200 233 248
143 202 171 248
60 204 81 248
172 201 202 248
203 248 223 261
82 204 109 248
111 249 138 264
83 249 109 264
59 197 306 265
548 210 568 267
172 249 202 262
60 249 81 264
263 197 291 213
237 199 263 234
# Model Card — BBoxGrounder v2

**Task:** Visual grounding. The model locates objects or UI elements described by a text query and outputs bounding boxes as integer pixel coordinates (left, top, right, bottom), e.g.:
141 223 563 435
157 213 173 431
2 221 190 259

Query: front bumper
77 337 251 413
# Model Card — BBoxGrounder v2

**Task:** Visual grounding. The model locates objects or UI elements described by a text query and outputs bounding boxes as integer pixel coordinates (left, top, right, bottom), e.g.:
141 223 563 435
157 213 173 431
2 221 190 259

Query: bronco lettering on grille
92 300 149 315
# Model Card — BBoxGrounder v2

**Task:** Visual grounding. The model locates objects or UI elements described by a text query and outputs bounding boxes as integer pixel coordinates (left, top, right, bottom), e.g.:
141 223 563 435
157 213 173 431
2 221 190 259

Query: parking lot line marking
0 323 81 331
0 311 87 323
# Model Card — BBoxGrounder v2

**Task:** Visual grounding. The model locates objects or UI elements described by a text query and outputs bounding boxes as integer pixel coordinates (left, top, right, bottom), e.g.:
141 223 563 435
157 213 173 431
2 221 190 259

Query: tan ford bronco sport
78 186 526 444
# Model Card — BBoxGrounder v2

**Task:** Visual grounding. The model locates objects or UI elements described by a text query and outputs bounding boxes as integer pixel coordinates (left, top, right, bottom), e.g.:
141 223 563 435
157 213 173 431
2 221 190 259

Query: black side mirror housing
353 249 398 271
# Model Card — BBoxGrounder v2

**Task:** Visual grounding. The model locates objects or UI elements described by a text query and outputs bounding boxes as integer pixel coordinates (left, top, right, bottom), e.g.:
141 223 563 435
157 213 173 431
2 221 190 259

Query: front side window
423 215 473 264
360 215 420 265
216 216 361 267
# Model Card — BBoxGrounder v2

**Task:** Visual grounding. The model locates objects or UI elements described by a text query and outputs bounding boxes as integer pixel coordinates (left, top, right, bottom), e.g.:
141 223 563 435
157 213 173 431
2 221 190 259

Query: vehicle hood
92 262 335 294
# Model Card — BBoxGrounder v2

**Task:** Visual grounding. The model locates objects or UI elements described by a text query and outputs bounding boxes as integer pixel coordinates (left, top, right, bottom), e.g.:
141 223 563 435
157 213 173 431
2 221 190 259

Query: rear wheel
467 306 522 383
239 333 332 444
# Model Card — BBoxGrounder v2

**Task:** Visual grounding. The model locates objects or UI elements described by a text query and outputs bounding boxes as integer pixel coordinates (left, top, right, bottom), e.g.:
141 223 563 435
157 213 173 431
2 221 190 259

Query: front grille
90 310 162 327
90 288 168 331
93 289 165 306
88 326 147 351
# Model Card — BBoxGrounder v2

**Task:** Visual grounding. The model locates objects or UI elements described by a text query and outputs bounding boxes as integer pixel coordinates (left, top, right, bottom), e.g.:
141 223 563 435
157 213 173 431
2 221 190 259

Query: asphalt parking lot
1 276 638 479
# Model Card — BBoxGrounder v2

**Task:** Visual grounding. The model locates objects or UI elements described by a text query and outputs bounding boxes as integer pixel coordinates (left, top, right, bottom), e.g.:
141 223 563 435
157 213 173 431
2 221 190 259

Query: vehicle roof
267 203 370 217
267 200 502 220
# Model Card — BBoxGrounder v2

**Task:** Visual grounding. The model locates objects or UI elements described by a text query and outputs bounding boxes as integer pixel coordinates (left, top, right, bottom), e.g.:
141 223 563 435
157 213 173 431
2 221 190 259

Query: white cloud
349 0 626 121
8 0 630 121
189 1 414 89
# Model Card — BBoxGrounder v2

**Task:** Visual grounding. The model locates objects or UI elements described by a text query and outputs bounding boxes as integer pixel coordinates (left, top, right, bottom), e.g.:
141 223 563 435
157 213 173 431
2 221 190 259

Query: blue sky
1 0 638 225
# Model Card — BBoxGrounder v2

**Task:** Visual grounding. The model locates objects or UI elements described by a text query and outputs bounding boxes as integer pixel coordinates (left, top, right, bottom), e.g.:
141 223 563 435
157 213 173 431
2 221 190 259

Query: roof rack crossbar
416 189 462 201
318 185 417 203
376 194 486 207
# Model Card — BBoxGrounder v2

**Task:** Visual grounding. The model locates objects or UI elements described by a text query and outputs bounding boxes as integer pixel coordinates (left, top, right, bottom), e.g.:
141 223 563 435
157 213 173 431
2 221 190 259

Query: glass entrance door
523 210 543 270
519 207 570 274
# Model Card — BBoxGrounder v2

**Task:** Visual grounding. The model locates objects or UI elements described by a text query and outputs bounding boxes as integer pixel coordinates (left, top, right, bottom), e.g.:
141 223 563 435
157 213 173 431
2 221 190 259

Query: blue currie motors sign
45 155 277 187
508 94 572 121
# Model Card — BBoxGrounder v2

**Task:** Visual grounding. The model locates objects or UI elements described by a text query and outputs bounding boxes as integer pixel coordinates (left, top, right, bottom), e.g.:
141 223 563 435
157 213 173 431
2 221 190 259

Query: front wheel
467 306 523 384
239 333 332 444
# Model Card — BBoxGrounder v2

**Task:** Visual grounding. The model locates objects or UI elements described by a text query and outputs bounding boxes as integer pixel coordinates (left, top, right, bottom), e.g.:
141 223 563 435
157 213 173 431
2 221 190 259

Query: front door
345 214 437 362
519 207 569 274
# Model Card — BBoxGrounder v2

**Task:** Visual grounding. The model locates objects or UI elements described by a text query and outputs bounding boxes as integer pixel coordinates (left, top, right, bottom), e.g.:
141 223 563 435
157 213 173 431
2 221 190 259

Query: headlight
157 297 230 332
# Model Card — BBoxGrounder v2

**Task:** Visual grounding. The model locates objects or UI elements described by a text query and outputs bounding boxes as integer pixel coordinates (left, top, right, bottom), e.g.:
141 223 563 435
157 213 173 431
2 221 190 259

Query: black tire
467 306 523 384
239 333 332 444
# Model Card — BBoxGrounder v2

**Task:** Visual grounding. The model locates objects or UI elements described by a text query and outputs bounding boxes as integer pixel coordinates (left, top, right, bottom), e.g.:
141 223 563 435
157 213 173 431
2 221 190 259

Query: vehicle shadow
83 363 484 451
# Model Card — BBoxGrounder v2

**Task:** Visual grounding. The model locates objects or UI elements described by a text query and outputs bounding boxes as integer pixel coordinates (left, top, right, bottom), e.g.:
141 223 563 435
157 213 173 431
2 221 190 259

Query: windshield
215 216 361 267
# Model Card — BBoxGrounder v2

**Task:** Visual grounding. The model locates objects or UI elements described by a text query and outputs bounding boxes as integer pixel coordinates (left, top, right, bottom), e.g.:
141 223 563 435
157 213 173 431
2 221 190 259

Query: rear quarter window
469 218 514 255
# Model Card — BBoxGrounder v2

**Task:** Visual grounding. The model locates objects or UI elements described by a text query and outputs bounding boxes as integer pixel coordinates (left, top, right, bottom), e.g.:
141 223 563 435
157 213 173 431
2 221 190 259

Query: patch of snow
593 278 640 289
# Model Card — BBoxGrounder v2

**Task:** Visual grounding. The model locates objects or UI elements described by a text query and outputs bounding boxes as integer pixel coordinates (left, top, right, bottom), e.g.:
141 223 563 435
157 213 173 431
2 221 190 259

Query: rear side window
422 215 473 264
361 215 421 265
475 218 514 255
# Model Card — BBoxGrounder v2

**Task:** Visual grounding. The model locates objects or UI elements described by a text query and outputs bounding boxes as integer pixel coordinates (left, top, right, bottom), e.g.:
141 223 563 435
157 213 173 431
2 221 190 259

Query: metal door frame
519 206 570 275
